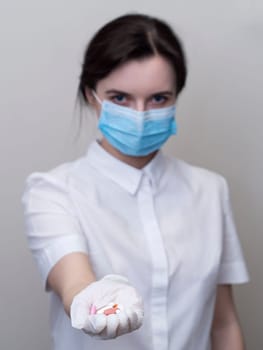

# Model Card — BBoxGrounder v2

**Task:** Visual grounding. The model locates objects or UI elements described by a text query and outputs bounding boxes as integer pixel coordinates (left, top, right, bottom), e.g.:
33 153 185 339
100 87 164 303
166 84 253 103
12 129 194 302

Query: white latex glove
70 274 144 339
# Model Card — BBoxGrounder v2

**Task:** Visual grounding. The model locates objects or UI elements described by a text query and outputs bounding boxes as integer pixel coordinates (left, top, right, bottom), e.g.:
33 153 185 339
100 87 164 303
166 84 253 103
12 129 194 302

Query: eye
151 94 168 105
110 94 127 104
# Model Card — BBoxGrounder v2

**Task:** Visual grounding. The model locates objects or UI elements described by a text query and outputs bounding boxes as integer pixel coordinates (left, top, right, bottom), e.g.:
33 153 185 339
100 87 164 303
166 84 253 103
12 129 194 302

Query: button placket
138 174 169 350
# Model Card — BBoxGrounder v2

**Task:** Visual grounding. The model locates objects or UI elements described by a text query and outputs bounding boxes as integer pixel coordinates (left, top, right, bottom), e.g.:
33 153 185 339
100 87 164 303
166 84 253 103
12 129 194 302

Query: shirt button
148 178 153 187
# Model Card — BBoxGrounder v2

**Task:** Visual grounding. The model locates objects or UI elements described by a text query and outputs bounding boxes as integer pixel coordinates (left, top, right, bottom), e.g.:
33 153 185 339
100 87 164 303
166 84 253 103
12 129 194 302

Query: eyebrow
105 89 131 96
105 89 174 96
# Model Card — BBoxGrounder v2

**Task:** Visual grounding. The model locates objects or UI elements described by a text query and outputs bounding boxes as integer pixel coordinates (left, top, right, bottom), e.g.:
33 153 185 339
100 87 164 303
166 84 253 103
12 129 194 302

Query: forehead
97 55 176 95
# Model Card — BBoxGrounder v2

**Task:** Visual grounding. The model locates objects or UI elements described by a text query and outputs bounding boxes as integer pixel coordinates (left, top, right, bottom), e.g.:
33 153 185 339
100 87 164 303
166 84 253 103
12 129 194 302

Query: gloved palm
70 274 144 339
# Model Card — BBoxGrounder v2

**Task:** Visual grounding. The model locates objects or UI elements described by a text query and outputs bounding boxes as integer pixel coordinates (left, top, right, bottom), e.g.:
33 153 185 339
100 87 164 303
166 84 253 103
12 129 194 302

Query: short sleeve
217 179 249 284
21 171 88 290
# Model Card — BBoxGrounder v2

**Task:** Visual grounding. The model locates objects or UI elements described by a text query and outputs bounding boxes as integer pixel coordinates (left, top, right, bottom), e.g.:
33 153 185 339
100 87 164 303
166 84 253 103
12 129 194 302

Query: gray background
1 0 262 349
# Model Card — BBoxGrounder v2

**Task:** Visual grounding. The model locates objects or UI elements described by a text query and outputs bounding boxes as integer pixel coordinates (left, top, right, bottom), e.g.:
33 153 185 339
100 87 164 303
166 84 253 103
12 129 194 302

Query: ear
84 87 97 107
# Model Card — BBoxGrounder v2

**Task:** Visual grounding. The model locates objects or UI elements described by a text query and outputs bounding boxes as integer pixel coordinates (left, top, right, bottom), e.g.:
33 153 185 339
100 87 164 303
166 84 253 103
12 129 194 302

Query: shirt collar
85 141 167 195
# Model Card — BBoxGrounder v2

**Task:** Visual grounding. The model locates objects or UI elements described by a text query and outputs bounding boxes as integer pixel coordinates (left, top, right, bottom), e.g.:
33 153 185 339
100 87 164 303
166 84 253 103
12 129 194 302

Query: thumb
71 300 90 329
83 314 107 334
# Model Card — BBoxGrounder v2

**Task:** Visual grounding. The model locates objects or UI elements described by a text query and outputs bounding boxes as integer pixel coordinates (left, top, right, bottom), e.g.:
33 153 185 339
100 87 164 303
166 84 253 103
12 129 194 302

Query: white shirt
22 141 249 350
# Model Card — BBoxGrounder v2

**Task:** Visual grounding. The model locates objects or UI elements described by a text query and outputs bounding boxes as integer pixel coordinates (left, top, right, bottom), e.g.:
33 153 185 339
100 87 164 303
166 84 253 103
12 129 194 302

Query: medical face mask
93 91 177 156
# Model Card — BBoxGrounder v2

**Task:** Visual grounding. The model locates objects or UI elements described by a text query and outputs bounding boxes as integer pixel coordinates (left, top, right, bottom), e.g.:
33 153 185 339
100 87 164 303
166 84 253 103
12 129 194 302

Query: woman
22 13 249 350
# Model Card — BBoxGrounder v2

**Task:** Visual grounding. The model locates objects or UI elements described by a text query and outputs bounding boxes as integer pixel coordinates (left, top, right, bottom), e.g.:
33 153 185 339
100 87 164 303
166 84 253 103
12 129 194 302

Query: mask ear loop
92 90 103 105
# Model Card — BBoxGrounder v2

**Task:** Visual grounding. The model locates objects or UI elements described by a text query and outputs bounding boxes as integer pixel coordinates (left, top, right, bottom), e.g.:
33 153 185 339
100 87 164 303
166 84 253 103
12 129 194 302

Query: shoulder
165 155 228 195
24 162 74 194
22 157 85 206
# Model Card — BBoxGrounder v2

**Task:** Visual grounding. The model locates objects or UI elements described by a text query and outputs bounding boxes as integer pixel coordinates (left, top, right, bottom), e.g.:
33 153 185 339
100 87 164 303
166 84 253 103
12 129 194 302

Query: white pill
96 303 115 314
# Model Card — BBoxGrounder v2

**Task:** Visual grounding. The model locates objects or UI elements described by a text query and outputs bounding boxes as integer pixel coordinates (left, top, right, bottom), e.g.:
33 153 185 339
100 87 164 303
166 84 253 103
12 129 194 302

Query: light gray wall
1 1 262 349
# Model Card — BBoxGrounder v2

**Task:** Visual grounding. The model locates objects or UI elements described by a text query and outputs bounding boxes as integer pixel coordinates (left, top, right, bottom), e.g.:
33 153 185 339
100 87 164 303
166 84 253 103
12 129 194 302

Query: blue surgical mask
93 91 177 156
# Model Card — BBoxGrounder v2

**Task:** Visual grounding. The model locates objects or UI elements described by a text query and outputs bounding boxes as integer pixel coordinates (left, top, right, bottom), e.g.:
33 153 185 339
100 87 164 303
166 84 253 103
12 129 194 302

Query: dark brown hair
78 13 187 103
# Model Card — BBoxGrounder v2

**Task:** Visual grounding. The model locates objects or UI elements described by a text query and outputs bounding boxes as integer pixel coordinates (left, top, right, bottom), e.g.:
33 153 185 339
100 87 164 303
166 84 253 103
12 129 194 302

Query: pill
104 307 117 315
115 303 123 311
96 303 115 314
89 304 97 315
103 303 119 315
95 303 124 315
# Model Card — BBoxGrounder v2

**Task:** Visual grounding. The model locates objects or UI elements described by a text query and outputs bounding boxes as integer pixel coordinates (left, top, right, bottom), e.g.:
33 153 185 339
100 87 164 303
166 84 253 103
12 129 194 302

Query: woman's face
86 54 176 115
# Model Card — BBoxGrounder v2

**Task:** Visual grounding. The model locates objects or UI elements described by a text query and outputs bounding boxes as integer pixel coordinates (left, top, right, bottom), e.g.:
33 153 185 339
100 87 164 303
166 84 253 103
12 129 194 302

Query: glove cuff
102 274 129 284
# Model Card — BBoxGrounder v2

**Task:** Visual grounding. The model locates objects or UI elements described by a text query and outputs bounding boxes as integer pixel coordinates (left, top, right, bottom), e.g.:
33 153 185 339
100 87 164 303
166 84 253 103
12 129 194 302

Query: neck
99 138 157 169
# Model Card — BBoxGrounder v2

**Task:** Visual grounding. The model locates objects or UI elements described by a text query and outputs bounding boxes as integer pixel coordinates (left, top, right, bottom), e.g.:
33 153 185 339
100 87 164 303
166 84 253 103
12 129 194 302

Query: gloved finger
116 310 130 336
83 314 107 335
70 301 91 329
106 314 120 339
134 307 144 329
99 314 119 339
126 307 143 331
102 274 129 285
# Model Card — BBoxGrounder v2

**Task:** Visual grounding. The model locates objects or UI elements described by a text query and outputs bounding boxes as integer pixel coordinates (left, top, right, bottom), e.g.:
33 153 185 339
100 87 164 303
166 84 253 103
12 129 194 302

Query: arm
22 173 143 338
211 285 245 350
47 252 96 316
48 252 144 339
